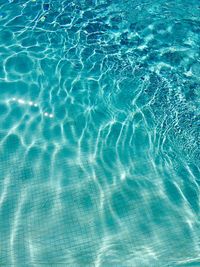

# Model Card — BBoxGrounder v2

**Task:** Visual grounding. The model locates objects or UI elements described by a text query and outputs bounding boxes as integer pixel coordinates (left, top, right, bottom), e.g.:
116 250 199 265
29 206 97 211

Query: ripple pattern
0 0 200 266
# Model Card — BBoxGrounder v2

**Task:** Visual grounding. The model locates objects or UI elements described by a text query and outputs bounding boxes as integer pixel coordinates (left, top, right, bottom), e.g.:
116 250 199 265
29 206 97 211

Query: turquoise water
0 0 200 266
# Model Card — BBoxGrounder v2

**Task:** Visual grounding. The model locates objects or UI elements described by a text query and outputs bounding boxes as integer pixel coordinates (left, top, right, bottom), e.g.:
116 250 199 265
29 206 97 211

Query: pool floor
0 0 200 266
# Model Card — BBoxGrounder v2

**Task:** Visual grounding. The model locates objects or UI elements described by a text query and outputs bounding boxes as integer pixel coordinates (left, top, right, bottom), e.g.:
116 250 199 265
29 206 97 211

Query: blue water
0 0 200 266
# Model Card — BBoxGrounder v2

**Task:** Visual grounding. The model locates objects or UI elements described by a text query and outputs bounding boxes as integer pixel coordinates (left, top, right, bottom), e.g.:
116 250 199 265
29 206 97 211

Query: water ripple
0 0 200 266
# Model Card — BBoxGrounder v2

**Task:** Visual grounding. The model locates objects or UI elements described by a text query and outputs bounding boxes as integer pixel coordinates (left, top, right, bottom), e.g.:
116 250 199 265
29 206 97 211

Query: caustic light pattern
0 0 200 266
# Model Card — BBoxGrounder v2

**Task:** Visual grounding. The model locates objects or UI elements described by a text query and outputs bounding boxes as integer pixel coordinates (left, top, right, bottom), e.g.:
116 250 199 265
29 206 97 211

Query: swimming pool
0 0 199 266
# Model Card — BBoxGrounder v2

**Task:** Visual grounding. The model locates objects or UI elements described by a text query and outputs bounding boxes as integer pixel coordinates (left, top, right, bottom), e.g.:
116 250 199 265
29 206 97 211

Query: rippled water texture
0 0 200 266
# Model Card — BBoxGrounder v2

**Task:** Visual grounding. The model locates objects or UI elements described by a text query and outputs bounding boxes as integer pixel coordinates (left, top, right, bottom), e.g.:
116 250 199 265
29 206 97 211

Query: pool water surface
0 0 200 266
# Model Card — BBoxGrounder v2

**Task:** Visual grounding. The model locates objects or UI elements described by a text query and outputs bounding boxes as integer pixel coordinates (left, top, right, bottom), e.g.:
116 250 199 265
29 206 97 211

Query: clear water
0 0 200 266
